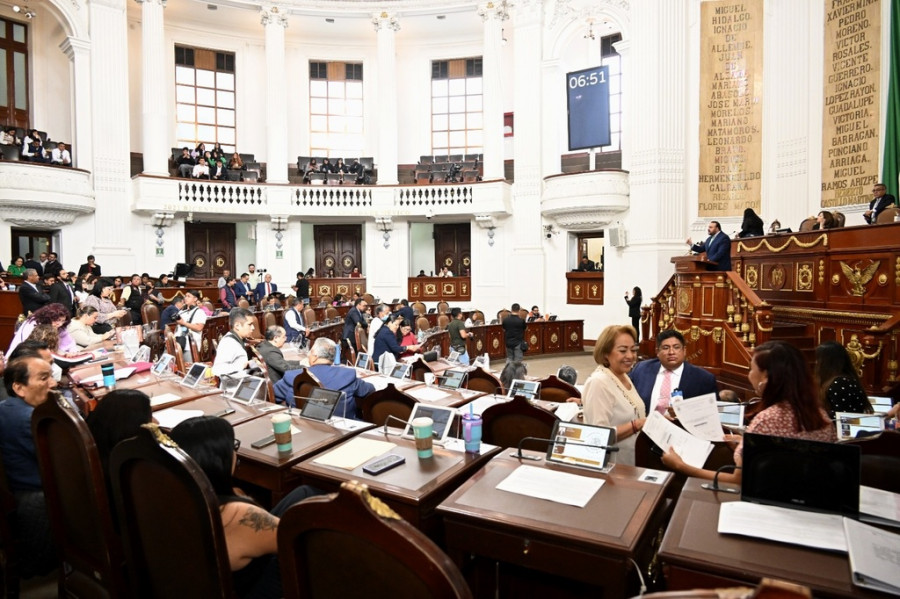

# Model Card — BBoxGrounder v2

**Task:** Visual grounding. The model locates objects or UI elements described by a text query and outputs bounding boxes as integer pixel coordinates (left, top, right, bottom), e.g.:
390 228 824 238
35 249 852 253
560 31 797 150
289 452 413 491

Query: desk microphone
700 464 741 494
382 414 412 436
508 436 620 461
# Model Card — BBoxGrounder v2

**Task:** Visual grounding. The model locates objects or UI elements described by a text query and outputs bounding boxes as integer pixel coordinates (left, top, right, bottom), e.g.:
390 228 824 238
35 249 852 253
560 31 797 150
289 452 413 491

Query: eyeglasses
233 438 241 451
659 344 683 352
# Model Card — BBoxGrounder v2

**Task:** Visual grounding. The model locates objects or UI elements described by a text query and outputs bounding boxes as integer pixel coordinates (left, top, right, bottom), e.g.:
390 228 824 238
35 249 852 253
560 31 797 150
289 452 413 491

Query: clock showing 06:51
566 65 611 151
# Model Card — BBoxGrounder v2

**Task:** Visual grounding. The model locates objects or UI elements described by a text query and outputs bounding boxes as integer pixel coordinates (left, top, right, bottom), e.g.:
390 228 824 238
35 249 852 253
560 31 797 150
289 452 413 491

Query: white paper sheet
149 393 181 407
154 408 205 429
312 437 397 470
409 386 449 402
641 411 713 468
672 393 725 441
456 394 505 416
495 464 604 508
718 502 847 552
844 517 900 595
554 402 582 423
860 485 900 525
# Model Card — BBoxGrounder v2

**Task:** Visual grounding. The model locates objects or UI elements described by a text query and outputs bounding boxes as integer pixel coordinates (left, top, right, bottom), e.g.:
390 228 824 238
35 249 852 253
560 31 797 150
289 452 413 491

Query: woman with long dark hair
815 341 871 419
624 287 642 342
87 389 153 472
6 303 78 358
662 341 834 484
737 207 764 237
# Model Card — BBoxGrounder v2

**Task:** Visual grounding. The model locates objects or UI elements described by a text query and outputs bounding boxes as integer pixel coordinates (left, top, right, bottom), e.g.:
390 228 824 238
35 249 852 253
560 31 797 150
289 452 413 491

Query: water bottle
101 362 116 390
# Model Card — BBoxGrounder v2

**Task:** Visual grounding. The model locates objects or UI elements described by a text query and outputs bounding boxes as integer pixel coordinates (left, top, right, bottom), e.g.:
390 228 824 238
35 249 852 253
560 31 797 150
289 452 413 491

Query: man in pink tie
253 273 277 301
628 330 718 415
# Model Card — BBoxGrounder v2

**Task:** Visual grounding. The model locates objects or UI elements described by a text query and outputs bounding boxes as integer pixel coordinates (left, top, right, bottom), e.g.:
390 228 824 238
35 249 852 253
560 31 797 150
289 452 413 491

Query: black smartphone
250 434 276 449
362 454 406 475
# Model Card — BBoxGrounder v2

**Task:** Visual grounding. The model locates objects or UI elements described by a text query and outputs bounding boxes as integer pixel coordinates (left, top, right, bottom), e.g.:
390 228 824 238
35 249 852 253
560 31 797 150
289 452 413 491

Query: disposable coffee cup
411 416 434 458
272 413 293 453
424 373 435 386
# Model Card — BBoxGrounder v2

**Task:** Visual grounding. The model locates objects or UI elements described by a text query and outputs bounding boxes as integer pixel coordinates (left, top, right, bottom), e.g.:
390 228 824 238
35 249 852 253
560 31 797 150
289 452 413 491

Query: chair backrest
263 311 277 330
832 211 846 228
164 332 186 375
246 345 275 402
847 430 900 493
481 396 559 450
292 369 322 409
141 303 160 329
238 299 250 309
355 326 368 355
341 338 356 367
303 308 317 325
412 302 426 316
436 301 450 314
325 307 339 320
497 309 510 321
278 481 471 599
410 358 434 382
415 316 430 333
518 309 529 320
357 384 416 424
471 310 484 324
465 367 502 395
798 216 816 232
363 293 375 306
320 295 333 306
536 374 581 402
109 425 234 598
31 391 128 597
436 314 450 329
876 206 899 224
0 431 22 597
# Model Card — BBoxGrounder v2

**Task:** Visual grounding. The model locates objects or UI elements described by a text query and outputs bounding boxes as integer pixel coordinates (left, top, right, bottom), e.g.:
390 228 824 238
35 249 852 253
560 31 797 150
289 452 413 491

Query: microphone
509 436 620 461
383 414 411 436
700 464 741 494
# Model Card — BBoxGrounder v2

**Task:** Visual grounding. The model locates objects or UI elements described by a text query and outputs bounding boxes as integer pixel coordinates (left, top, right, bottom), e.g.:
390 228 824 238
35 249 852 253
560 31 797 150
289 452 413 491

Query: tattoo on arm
239 509 277 532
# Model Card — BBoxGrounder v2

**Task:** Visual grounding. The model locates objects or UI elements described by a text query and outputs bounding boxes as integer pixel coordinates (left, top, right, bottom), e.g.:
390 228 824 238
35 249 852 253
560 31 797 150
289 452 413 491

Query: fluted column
60 37 92 172
262 6 288 183
613 39 631 172
372 12 400 185
136 0 168 175
477 2 506 180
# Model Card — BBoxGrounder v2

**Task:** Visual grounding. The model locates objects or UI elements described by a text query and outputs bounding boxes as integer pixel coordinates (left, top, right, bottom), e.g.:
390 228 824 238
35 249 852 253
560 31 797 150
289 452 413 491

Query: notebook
740 432 861 517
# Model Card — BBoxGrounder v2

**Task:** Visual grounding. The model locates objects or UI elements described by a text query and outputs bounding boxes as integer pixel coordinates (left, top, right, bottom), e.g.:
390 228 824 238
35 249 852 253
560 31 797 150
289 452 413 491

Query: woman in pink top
661 341 834 485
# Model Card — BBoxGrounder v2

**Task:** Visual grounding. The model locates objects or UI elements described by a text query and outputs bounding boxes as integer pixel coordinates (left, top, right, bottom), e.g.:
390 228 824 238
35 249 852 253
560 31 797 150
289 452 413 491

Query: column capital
261 6 288 28
371 11 400 32
612 38 631 56
477 1 510 22
133 0 166 6
59 36 91 60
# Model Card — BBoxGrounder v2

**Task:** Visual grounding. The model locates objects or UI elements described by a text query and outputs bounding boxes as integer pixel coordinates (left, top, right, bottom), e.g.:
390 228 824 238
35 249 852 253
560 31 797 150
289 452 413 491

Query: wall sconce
375 216 393 249
151 212 174 257
271 216 288 258
475 214 497 247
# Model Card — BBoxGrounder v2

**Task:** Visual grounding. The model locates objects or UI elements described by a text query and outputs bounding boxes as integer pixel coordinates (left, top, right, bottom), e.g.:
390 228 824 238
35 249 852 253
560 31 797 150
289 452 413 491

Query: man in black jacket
342 298 369 351
48 270 76 315
18 269 51 314
863 182 897 224
43 253 63 279
502 303 526 363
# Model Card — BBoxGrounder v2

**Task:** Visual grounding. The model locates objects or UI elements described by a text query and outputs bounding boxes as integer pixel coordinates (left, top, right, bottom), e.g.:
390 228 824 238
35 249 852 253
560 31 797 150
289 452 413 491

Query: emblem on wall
745 265 759 289
839 260 879 296
797 264 813 291
769 265 785 290
324 257 335 268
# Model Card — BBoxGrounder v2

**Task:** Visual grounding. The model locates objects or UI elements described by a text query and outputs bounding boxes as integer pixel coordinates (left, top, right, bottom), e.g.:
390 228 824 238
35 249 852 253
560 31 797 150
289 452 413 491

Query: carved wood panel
184 222 235 279
314 225 362 277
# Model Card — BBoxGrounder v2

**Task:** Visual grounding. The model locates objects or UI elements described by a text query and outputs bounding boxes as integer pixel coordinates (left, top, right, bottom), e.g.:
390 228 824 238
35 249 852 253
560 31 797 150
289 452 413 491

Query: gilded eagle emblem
839 260 879 296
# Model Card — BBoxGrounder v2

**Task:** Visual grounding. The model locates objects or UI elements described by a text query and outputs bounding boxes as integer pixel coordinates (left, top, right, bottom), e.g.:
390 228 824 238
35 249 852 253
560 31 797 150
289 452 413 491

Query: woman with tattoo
169 416 321 598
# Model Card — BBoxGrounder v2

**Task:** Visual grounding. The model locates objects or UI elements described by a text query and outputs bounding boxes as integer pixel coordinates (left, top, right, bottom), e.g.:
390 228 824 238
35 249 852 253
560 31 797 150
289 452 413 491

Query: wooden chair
410 358 435 382
412 302 426 316
109 425 234 598
436 314 450 329
341 338 356 367
363 293 375 306
497 309 510 321
518 309 529 320
278 480 471 599
325 307 339 320
0 442 21 598
415 316 430 333
292 369 322 409
465 367 503 395
536 374 581 402
357 384 417 424
832 211 846 228
798 216 817 232
164 332 186 375
303 307 317 325
355 326 368 356
31 391 129 598
876 206 899 224
481 395 559 451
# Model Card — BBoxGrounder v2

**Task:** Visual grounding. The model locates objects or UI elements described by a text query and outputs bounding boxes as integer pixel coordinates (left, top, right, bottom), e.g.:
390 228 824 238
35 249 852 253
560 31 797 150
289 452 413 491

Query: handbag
520 341 528 352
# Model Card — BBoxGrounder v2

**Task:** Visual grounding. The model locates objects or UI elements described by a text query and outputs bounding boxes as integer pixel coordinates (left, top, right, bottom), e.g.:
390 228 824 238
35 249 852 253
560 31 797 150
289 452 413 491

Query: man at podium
686 220 731 271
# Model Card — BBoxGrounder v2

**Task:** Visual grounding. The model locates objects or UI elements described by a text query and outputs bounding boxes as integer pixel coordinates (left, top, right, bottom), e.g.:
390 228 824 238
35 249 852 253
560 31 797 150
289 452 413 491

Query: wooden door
184 222 235 279
433 223 471 276
314 225 362 277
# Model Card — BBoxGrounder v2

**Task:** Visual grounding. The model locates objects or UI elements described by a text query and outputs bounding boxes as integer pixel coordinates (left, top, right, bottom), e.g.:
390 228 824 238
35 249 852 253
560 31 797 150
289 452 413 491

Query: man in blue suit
686 220 731 271
629 330 718 415
254 273 277 300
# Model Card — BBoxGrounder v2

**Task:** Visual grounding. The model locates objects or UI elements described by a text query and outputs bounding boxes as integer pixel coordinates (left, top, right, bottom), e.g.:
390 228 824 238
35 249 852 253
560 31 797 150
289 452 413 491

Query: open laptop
299 387 343 421
548 315 558 321
507 379 540 400
402 403 455 444
180 362 208 388
437 369 466 390
741 432 861 517
546 420 616 473
489 318 499 325
428 308 437 314
225 375 266 405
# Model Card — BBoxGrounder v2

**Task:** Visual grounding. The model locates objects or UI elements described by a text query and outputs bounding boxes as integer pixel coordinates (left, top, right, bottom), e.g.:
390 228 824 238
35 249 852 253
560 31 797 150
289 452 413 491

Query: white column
136 0 168 175
477 2 506 181
372 12 400 185
612 39 631 173
59 37 92 172
262 6 289 184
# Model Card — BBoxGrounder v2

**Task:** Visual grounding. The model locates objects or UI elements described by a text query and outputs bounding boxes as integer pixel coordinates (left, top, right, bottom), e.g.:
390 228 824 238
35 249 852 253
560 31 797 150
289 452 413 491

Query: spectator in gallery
192 157 210 179
209 150 227 180
320 158 334 173
22 131 47 163
737 207 764 238
348 159 364 184
576 255 596 271
303 158 318 183
863 182 897 224
416 269 427 277
176 147 195 178
349 266 362 278
112 276 124 289
50 142 72 166
0 127 20 146
191 142 206 160
227 152 244 171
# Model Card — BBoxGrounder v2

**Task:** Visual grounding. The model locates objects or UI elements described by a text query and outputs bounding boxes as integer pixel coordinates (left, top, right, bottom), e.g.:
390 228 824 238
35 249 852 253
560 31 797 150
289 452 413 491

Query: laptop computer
180 362 208 388
546 420 616 473
507 379 540 400
299 387 343 421
740 432 861 517
428 308 437 314
438 369 466 390
402 403 455 444
548 315 558 321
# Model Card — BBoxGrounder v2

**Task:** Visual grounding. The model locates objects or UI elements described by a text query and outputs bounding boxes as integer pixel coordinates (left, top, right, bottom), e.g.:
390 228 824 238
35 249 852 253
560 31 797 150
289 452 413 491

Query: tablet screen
546 421 615 472
232 377 264 404
403 404 455 442
507 379 539 400
355 353 370 370
439 370 465 390
300 388 342 421
181 363 207 388
389 363 410 379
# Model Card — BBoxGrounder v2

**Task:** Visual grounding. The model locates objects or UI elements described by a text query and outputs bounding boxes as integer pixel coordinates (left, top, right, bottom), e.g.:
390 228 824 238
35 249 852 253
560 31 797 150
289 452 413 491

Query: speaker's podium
671 255 718 273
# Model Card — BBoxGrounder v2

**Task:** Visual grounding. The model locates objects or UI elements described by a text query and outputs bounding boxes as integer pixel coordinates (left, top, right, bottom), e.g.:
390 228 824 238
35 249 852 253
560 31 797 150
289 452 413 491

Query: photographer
174 291 206 359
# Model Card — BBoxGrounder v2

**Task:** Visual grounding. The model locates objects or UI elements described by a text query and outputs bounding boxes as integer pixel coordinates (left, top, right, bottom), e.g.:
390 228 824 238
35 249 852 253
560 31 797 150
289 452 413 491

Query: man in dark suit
629 330 718 415
863 182 897 224
686 220 732 271
234 272 254 303
77 255 101 277
395 299 415 323
48 270 76 315
43 253 63 278
253 273 277 300
18 269 51 314
341 297 369 351
502 303 527 362
23 253 43 277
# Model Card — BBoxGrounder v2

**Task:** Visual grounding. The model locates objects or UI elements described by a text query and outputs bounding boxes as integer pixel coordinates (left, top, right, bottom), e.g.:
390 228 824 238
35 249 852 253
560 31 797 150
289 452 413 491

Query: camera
259 268 267 273
546 232 552 239
170 312 181 322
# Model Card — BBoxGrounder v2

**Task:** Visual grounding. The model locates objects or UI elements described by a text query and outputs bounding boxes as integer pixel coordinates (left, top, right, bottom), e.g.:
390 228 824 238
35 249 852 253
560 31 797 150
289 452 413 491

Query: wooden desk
658 478 881 598
295 429 500 538
465 320 585 360
438 452 674 598
232 413 372 504
160 394 287 427
403 384 485 409
408 276 471 302
308 277 366 301
566 271 605 305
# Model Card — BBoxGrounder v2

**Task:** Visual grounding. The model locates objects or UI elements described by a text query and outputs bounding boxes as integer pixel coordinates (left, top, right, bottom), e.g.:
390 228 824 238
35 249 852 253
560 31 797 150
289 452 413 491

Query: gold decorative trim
343 481 402 520
772 306 889 323
745 265 758 289
141 423 178 448
755 313 773 332
797 264 813 291
845 334 883 378
737 233 828 253
878 274 888 286
818 259 825 285
672 324 724 343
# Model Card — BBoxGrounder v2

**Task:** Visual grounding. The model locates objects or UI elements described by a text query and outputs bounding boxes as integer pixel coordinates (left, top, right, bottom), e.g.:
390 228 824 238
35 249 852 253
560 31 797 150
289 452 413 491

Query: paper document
313 437 397 470
456 394 504 416
860 486 900 526
410 387 449 402
154 408 205 429
554 402 581 423
843 517 900 596
329 417 371 432
149 393 181 407
671 393 725 441
718 502 847 553
495 464 604 508
641 411 713 468
80 366 138 385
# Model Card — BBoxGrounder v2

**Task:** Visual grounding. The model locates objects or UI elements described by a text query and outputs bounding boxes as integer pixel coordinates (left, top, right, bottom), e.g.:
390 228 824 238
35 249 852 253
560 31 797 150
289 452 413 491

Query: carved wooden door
184 222 235 279
314 225 362 277
433 223 471 276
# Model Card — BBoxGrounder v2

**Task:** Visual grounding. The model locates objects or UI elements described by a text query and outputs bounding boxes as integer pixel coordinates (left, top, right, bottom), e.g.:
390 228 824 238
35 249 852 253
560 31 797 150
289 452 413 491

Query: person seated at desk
661 341 835 485
685 220 732 271
212 308 256 377
575 254 595 272
169 416 322 599
82 279 129 334
254 273 277 300
737 207 764 238
416 269 427 277
526 305 546 323
6 303 79 359
582 325 647 466
282 297 308 345
257 326 302 384
0 356 57 577
629 329 718 415
499 360 527 393
367 304 391 357
815 341 871 420
67 306 116 348
397 319 419 358
349 266 362 278
373 316 421 367
812 210 836 230
436 266 453 278
159 296 184 331
863 182 896 224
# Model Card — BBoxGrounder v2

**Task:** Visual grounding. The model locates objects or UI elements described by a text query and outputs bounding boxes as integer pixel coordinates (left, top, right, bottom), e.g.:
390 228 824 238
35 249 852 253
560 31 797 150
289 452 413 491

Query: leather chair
303 307 317 325
325 307 339 320
141 302 160 329
465 367 503 395
412 302 426 316
832 211 846 228
355 327 368 356
263 311 277 330
798 217 817 232
437 301 450 314
481 395 559 451
238 299 250 309
341 338 356 367
110 425 234 598
292 369 322 410
497 309 510 321
357 383 416 425
415 316 430 334
31 391 129 597
278 481 472 599
363 293 375 306
246 345 275 402
0 442 21 598
436 314 450 329
518 309 529 320
320 295 333 306
536 374 581 402
410 357 435 382
876 206 899 224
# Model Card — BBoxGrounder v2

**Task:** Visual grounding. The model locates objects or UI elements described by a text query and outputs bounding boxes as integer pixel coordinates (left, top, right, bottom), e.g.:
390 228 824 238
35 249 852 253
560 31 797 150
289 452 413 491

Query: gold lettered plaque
698 0 764 217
